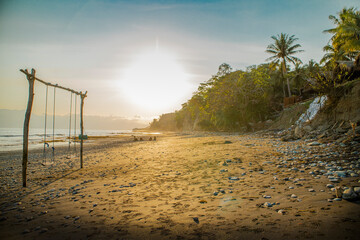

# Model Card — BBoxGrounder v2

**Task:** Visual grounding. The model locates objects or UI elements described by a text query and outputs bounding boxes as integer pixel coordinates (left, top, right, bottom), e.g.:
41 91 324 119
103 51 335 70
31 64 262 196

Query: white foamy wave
0 128 133 152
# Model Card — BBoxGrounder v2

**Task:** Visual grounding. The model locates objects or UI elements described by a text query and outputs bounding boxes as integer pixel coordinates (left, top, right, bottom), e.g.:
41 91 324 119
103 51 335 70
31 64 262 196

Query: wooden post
22 68 36 187
80 91 87 168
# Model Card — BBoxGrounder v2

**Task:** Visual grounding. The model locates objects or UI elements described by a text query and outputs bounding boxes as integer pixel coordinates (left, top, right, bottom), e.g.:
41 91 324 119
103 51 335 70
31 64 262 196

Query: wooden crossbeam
20 69 87 97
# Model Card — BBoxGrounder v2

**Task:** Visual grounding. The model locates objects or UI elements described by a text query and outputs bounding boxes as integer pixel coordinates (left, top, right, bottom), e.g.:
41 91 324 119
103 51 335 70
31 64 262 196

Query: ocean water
0 128 133 152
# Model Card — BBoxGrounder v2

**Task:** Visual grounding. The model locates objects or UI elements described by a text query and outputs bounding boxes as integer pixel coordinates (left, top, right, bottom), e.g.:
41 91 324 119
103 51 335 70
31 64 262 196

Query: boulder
342 187 359 201
294 126 302 138
303 125 312 132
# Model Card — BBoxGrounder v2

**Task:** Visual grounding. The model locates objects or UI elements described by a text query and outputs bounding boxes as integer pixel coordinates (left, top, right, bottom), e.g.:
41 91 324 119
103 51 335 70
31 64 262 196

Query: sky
0 0 358 125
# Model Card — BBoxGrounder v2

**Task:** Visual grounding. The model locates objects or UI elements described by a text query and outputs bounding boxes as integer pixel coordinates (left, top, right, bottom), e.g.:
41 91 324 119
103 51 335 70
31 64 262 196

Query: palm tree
324 7 360 62
320 44 353 67
291 60 306 95
266 33 304 97
305 59 320 74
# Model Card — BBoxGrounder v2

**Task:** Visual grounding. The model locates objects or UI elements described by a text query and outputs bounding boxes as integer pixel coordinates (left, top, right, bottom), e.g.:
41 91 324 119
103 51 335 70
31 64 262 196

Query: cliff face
312 79 360 129
276 79 360 143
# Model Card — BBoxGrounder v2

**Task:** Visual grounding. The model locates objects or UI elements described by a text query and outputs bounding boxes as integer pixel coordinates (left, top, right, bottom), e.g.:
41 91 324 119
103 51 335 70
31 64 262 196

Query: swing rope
43 85 49 165
68 92 72 151
52 87 56 162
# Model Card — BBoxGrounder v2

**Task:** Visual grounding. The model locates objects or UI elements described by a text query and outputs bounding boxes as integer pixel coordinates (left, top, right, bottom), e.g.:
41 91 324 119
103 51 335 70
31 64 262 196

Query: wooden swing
21 68 87 187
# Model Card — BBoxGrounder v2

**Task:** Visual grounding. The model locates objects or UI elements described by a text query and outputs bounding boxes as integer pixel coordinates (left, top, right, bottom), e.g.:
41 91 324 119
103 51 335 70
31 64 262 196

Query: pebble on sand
193 217 199 224
228 177 240 181
263 202 273 207
278 209 286 215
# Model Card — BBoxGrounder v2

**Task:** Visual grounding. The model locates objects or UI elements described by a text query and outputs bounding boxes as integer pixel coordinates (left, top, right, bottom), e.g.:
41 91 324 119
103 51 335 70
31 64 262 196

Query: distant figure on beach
133 136 138 141
140 137 143 141
154 136 157 141
149 137 152 141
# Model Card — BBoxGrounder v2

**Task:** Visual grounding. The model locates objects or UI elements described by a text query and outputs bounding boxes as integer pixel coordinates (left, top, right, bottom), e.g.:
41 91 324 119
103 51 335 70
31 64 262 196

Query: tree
324 7 360 62
266 33 304 97
320 44 353 67
289 60 306 95
217 63 232 77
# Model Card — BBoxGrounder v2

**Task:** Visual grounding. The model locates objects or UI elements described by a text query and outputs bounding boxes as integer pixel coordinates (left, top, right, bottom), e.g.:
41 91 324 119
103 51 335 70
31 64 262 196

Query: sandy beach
0 132 360 240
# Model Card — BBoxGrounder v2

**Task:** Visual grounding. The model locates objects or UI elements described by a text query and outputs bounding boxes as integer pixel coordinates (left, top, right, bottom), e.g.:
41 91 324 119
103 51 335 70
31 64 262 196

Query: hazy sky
0 0 358 121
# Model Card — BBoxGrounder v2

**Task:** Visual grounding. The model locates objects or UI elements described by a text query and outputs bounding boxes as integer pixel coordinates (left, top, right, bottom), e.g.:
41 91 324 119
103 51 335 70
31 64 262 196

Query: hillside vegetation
149 7 360 132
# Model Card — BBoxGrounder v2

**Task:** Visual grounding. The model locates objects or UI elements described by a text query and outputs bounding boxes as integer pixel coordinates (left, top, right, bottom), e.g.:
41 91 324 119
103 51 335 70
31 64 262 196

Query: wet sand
0 132 359 239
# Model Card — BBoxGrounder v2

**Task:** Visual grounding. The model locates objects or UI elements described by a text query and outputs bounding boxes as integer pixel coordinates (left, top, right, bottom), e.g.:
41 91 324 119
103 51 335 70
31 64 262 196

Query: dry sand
0 132 360 239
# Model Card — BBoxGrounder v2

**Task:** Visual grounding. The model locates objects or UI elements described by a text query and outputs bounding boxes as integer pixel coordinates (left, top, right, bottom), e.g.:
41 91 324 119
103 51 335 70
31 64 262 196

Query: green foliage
176 64 277 131
266 33 304 97
324 7 360 54
314 7 360 96
320 44 353 67
309 65 352 98
322 7 360 67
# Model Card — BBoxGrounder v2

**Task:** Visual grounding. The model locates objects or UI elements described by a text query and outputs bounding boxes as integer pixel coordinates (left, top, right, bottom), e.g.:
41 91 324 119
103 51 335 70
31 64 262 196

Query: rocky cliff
278 78 360 144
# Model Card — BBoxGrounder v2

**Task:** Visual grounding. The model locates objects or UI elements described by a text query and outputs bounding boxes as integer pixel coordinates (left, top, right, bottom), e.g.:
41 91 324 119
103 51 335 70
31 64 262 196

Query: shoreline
0 129 162 153
0 132 359 239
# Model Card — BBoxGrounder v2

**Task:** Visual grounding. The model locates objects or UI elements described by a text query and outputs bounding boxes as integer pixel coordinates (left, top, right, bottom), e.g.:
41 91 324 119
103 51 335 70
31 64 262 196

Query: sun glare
119 49 192 112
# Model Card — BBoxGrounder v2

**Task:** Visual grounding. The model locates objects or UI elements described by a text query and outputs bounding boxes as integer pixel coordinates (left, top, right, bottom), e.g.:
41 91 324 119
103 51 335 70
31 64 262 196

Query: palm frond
265 32 303 70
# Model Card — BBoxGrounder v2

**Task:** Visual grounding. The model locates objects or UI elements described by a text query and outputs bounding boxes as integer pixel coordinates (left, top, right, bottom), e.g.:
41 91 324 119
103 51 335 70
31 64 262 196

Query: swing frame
20 68 87 187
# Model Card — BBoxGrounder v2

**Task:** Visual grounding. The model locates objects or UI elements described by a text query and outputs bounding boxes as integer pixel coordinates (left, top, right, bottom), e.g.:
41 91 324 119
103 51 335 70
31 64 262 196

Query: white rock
264 202 273 207
291 194 297 198
278 209 286 215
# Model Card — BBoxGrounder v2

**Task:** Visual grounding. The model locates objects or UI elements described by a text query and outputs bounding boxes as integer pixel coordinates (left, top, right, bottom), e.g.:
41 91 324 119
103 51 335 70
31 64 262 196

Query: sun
119 49 192 112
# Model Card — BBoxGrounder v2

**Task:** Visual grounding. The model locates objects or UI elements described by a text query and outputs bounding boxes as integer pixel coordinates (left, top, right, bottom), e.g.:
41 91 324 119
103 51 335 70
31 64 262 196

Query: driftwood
80 92 87 168
20 68 87 187
20 69 86 97
22 69 35 187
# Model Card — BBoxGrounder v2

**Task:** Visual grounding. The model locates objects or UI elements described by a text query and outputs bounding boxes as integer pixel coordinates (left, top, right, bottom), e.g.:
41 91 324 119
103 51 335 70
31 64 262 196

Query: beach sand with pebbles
0 132 360 239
